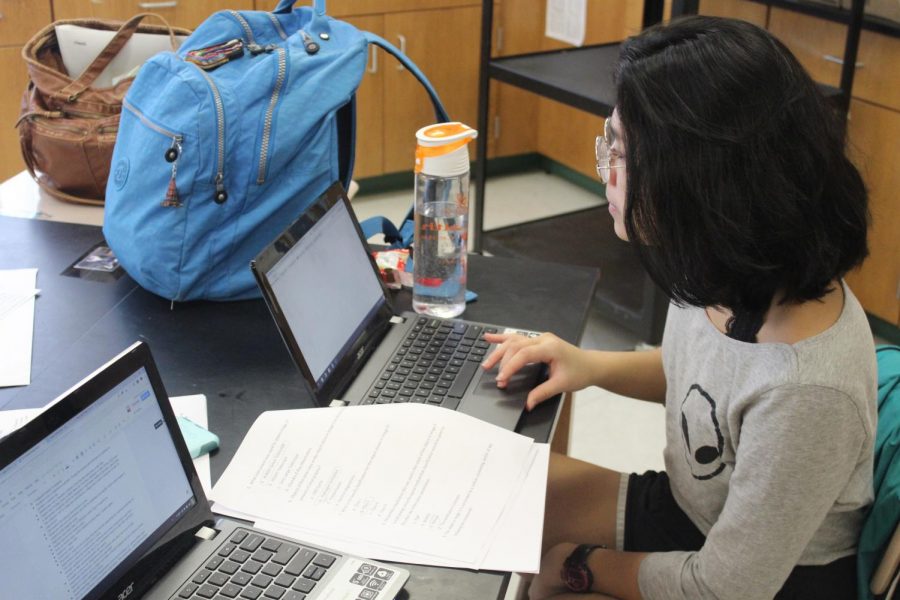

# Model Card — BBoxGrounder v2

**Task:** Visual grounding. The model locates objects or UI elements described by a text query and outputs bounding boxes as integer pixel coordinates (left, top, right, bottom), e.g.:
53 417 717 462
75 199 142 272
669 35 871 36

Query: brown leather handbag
16 14 190 205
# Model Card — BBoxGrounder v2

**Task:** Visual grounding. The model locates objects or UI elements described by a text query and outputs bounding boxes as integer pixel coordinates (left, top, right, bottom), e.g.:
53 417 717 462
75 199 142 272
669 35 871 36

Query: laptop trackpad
457 362 543 430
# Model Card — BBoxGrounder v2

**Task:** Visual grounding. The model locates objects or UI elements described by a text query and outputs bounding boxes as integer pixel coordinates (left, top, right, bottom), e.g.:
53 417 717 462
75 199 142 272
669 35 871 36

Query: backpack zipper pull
162 137 183 208
300 30 320 55
214 173 228 204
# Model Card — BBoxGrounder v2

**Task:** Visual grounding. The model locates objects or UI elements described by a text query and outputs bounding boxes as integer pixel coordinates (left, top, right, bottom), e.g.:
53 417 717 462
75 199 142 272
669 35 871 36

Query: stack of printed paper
210 403 549 572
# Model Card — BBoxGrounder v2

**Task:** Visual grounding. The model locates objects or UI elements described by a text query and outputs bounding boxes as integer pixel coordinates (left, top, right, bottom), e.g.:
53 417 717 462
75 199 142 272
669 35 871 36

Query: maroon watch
561 544 606 593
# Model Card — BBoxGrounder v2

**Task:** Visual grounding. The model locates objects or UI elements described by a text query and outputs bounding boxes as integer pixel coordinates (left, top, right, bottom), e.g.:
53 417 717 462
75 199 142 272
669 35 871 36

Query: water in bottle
412 123 478 318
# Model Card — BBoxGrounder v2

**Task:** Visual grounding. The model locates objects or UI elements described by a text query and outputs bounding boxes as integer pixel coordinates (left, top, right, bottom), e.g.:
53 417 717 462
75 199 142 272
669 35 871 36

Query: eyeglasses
595 117 625 184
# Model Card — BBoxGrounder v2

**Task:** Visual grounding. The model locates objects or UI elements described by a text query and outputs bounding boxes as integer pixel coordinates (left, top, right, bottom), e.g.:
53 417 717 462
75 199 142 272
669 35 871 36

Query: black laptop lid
0 342 212 600
251 182 396 404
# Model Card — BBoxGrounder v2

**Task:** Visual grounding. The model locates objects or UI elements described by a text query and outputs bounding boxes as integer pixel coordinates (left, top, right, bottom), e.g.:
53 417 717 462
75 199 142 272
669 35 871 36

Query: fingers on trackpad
476 363 542 397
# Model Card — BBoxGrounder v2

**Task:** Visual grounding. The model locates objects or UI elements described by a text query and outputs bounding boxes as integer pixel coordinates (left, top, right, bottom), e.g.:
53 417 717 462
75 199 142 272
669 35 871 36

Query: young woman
482 16 876 600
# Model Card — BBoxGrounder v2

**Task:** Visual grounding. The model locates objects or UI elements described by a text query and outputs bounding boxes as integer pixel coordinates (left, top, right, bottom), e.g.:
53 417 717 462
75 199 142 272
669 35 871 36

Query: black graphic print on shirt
680 384 726 480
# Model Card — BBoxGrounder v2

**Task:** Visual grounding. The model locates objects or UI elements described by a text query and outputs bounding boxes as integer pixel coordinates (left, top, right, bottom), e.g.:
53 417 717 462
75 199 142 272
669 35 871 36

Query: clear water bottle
412 122 478 319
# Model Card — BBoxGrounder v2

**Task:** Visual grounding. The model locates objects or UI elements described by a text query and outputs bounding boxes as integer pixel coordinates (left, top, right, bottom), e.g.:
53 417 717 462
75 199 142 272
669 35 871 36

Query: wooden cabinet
0 46 30 180
697 0 768 26
767 7 900 326
382 5 480 173
490 0 642 179
845 99 900 325
0 1 53 181
52 0 253 30
342 14 385 179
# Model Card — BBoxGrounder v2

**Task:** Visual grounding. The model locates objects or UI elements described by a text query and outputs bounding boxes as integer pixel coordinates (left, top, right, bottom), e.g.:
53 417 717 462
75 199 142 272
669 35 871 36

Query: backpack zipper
123 97 182 141
266 13 288 40
123 97 185 208
193 67 229 204
228 10 276 55
257 47 287 184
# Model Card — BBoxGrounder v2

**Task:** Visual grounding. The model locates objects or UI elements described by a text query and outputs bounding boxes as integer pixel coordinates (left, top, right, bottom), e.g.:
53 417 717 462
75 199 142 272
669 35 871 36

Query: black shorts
622 471 857 600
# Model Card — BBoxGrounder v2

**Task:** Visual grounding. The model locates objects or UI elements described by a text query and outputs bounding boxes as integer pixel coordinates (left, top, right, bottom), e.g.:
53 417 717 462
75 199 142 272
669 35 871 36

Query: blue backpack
103 0 447 301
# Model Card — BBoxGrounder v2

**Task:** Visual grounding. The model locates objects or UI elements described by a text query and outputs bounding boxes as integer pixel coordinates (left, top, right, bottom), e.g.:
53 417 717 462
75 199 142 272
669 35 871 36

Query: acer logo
357 346 365 361
117 582 134 600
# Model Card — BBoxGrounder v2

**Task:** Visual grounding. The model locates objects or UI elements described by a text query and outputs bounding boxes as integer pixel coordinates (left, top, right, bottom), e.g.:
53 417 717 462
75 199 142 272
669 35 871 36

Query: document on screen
210 403 546 570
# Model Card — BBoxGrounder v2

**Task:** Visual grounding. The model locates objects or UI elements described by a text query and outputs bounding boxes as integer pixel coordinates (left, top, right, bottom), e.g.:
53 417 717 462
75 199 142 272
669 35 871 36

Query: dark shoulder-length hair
614 16 868 342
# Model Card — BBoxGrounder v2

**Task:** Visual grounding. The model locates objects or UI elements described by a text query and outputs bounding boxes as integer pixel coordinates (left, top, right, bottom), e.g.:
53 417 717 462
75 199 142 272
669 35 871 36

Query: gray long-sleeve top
639 282 877 600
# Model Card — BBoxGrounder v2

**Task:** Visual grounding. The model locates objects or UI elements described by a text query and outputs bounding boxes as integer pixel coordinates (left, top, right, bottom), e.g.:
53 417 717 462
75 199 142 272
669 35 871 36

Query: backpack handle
273 0 326 15
363 32 450 124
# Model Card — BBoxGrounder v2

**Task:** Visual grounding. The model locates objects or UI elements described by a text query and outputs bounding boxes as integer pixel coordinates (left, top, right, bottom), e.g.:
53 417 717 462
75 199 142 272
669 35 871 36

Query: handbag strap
363 32 450 124
18 128 104 206
53 13 179 102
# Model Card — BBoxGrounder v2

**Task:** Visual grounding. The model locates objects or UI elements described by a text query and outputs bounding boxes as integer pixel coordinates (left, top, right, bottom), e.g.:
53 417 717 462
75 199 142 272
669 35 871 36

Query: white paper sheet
235 443 550 573
169 394 213 495
55 24 188 89
0 269 38 388
545 0 587 46
211 403 543 570
0 408 41 437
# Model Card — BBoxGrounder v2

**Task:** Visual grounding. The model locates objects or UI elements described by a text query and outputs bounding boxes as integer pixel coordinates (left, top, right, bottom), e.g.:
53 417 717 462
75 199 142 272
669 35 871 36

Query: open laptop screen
265 198 386 388
0 366 195 600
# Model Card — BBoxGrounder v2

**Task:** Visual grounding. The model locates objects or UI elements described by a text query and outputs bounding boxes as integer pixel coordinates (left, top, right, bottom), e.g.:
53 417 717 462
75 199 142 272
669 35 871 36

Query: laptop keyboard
175 528 393 600
362 317 497 409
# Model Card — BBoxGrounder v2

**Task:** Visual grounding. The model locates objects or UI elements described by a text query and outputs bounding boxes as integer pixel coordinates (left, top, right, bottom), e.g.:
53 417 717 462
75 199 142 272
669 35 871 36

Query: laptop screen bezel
0 341 214 600
250 181 397 405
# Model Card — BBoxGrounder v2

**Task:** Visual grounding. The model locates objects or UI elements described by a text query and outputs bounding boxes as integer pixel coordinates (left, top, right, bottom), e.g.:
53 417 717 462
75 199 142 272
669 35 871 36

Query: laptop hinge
195 526 218 541
389 315 405 324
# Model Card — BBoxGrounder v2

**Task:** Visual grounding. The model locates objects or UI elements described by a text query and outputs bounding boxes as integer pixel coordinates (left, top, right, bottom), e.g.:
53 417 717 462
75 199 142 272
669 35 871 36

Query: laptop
250 182 544 432
0 341 408 600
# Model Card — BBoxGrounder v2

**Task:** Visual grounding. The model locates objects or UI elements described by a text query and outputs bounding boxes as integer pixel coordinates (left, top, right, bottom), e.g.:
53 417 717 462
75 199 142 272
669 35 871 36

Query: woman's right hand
481 332 595 411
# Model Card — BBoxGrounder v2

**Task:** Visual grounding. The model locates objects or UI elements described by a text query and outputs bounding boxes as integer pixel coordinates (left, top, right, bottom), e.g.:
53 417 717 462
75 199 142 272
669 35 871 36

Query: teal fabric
858 345 900 599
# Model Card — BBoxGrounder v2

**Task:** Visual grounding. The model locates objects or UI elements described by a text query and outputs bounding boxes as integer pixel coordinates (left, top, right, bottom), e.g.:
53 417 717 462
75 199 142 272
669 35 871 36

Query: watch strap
562 543 606 592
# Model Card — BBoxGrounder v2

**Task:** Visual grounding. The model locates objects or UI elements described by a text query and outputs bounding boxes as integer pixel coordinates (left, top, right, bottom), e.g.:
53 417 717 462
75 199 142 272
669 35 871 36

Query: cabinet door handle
367 45 378 74
397 34 406 70
139 0 178 8
822 54 865 68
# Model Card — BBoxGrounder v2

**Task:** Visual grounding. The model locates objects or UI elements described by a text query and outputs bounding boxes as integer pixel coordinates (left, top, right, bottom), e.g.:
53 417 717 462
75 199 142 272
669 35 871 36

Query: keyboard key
447 362 478 398
219 583 242 598
366 578 386 590
251 574 273 588
262 563 283 577
241 560 264 575
219 543 237 557
194 569 213 584
358 590 378 599
303 565 326 581
261 538 282 553
209 572 230 587
197 584 220 598
274 573 296 588
230 530 249 545
374 568 393 580
231 550 251 563
272 543 298 565
239 586 262 599
206 556 225 570
284 549 316 576
231 573 252 586
264 586 287 599
312 553 336 568
283 593 307 600
351 573 370 585
464 326 482 340
178 583 198 598
219 561 240 575
292 578 316 593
